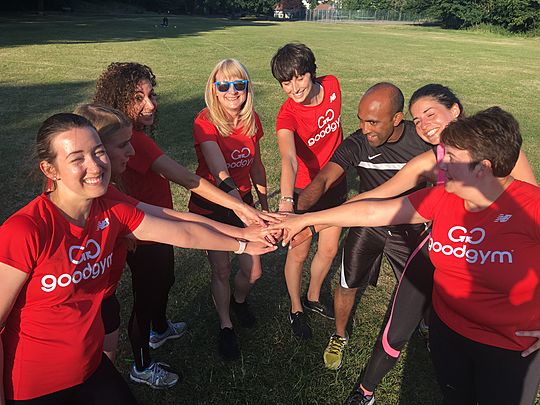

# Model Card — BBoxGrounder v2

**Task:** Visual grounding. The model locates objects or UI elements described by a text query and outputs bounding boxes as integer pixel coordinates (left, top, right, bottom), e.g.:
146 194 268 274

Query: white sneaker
129 361 179 389
149 320 187 349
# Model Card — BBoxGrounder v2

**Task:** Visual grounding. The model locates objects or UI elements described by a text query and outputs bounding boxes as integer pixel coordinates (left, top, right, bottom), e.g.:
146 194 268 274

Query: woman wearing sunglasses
94 62 276 388
188 59 269 360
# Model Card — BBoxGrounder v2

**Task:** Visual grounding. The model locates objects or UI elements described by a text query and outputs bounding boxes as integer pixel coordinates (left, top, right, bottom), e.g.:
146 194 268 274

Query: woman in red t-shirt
74 103 274 366
273 107 540 405
0 113 275 405
93 62 278 387
188 59 270 360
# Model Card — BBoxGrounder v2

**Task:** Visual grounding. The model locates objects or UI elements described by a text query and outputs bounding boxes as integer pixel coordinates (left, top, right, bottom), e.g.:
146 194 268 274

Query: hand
268 213 308 247
241 224 276 246
243 241 278 256
290 226 313 248
515 330 540 357
234 204 282 226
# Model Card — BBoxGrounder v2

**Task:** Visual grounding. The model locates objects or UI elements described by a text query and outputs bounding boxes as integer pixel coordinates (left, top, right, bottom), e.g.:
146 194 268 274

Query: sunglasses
214 80 249 93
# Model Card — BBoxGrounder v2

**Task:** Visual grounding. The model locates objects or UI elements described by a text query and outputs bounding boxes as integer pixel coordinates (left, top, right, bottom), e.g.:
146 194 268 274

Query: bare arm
0 264 29 405
297 162 345 211
249 142 269 211
131 214 276 256
276 129 298 213
511 150 537 186
347 150 437 203
272 196 428 246
136 202 272 245
151 154 272 226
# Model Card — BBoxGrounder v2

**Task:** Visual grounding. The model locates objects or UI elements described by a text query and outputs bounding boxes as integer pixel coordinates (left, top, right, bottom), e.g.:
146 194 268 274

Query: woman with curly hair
94 62 275 388
188 59 269 360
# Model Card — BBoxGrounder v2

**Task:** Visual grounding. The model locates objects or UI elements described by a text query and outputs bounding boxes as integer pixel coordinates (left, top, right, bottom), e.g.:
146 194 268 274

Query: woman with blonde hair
189 59 269 360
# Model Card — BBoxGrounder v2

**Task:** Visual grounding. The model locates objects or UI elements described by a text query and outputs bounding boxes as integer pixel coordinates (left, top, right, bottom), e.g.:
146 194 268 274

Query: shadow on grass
0 14 277 48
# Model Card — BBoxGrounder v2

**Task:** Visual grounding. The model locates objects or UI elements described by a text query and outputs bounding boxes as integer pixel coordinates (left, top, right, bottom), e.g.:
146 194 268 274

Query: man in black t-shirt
295 82 431 374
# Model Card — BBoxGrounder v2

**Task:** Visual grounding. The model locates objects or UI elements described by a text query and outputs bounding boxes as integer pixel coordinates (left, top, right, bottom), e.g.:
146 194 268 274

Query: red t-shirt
0 194 144 400
122 129 173 209
275 75 343 189
102 185 139 298
409 181 540 351
189 109 263 213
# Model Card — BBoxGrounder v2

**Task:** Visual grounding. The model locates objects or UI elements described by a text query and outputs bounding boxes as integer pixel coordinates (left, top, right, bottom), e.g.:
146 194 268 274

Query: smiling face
42 126 111 200
410 96 460 145
280 72 315 105
102 125 134 176
130 79 157 127
214 71 248 117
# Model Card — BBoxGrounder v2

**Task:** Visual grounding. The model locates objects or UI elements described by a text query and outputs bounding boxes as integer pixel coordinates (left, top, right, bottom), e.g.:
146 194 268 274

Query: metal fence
305 8 427 23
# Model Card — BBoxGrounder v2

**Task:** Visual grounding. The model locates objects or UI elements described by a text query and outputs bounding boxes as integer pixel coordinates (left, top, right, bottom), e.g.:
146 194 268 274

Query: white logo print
428 226 512 265
97 218 110 231
330 92 336 103
308 109 340 147
368 153 381 160
41 239 114 293
494 214 512 223
228 147 253 169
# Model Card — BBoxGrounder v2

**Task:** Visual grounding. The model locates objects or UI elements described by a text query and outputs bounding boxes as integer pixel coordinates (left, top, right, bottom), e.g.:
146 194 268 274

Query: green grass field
1 14 539 405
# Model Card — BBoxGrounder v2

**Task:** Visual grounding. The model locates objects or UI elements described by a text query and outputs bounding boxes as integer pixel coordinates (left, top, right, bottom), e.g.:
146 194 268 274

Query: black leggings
7 355 137 405
127 243 175 370
362 233 434 391
430 312 540 405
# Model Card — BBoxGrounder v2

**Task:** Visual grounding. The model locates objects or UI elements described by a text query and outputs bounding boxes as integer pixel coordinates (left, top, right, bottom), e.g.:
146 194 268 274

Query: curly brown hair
94 62 157 131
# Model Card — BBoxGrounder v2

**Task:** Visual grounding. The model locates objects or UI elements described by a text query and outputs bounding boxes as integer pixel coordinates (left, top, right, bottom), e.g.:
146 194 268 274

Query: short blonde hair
74 103 132 142
204 59 256 138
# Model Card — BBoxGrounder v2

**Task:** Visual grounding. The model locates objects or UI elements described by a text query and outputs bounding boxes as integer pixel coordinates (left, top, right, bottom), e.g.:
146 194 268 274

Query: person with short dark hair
274 106 540 405
271 43 347 339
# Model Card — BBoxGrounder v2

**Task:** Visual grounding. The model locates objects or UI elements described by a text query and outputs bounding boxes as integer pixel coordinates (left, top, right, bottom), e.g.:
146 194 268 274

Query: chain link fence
305 8 428 23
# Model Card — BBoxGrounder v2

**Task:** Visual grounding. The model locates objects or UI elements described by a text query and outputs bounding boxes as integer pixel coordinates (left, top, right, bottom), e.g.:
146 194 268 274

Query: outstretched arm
274 196 428 246
276 129 298 213
511 150 537 186
250 142 269 212
131 214 277 256
297 162 345 211
347 150 437 203
136 202 273 245
150 154 274 226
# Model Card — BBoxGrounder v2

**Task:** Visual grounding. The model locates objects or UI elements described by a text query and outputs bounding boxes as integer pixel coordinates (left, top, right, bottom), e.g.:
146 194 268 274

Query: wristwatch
235 240 247 255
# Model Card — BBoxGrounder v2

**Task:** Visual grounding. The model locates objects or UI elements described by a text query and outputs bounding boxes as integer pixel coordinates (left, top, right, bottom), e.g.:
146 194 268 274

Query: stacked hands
236 206 314 255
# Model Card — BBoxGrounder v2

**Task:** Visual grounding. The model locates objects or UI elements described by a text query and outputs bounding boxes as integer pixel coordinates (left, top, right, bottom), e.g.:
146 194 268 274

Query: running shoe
302 295 335 319
149 320 187 349
218 327 241 360
129 361 179 389
323 333 348 370
345 386 375 405
289 311 312 339
230 295 256 328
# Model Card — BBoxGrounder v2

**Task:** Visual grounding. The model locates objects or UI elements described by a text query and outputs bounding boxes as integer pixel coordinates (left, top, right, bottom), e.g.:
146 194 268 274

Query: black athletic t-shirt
330 120 432 196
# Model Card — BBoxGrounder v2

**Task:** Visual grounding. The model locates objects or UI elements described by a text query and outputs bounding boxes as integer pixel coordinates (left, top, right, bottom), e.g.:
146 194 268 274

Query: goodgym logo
308 109 340 147
428 226 513 265
228 147 253 169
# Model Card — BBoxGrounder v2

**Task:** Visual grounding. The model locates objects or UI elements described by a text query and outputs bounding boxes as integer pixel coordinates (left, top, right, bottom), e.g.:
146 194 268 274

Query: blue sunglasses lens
215 80 248 92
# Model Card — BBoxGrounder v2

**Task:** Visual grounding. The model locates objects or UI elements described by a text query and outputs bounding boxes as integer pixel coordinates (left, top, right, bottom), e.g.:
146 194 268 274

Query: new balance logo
330 92 336 103
494 214 512 223
97 218 110 231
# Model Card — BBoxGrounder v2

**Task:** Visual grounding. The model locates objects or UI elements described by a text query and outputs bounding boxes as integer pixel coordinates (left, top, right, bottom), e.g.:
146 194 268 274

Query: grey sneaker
129 361 179 389
149 320 187 349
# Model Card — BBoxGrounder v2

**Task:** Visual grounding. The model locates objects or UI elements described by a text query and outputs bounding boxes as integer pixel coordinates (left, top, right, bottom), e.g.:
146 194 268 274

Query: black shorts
189 192 253 228
294 176 347 213
340 223 427 289
101 293 121 334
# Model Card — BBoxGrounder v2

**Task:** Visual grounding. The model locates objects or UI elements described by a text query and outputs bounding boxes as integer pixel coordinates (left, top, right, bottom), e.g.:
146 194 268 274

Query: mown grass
1 14 539 404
